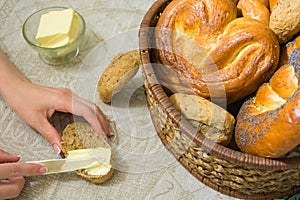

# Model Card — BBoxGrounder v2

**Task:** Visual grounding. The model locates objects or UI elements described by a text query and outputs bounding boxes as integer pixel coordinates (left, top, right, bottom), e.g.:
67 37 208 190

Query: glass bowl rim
22 6 86 50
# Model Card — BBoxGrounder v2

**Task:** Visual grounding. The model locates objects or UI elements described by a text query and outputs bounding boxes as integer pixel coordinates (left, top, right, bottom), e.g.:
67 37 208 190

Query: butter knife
27 156 104 175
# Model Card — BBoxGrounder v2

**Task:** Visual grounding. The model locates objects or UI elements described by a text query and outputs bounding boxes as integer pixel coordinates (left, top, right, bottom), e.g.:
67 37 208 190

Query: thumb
35 119 62 155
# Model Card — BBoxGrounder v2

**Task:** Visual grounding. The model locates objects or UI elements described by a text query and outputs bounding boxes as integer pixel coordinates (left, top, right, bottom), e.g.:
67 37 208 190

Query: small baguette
169 93 235 146
61 122 113 184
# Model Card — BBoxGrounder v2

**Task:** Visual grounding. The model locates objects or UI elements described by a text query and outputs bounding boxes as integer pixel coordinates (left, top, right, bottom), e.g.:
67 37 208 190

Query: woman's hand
0 150 47 199
5 82 113 154
0 50 113 154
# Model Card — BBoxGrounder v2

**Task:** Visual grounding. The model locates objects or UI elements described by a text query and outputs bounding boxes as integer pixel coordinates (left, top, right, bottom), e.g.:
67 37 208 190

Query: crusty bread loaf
235 48 300 158
269 0 300 44
97 50 140 103
155 0 279 104
170 93 235 146
61 122 113 184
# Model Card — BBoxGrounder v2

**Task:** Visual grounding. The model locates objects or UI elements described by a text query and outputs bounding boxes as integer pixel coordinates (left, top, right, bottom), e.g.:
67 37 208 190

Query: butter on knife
27 148 110 175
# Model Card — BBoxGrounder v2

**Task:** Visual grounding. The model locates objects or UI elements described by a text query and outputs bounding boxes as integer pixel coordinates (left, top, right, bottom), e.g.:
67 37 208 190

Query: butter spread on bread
66 148 111 176
61 122 113 184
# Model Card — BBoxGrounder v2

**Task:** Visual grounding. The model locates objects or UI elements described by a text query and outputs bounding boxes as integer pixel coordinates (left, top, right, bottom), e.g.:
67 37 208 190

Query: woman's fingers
93 105 114 136
0 162 47 179
32 116 62 154
0 177 25 200
55 89 113 137
72 93 113 136
0 150 20 163
73 99 112 137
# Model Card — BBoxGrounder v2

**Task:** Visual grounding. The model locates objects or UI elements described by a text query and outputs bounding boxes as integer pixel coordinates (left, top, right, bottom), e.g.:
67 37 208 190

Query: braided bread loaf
235 48 300 158
155 0 279 104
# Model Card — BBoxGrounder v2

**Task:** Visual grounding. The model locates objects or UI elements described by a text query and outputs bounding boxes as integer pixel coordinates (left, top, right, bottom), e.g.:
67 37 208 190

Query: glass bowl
22 7 86 66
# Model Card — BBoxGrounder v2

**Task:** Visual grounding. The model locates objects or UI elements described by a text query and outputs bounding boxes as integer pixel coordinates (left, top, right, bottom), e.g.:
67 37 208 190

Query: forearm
0 50 31 103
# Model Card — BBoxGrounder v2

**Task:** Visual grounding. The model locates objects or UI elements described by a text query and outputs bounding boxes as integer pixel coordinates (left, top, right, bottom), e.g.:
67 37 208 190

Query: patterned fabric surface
0 0 298 200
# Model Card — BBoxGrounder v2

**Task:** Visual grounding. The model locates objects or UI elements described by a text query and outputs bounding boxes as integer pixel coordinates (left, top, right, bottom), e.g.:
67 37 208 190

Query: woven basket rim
138 0 300 170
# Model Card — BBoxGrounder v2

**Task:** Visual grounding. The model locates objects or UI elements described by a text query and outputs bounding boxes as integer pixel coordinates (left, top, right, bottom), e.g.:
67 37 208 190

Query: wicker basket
138 0 300 199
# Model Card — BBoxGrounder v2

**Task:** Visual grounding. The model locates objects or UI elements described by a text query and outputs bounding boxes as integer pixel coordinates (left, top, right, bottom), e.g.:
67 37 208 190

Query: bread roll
97 50 140 103
170 93 235 146
269 0 300 44
61 122 114 184
155 0 279 104
235 48 300 158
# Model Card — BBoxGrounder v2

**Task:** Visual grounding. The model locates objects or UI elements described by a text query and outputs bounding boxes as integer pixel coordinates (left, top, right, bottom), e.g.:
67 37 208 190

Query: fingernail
53 144 61 155
39 166 48 174
109 126 114 136
11 153 21 158
109 131 114 136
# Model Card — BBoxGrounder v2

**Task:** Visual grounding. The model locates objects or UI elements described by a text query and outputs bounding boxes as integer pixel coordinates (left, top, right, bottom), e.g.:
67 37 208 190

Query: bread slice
97 50 140 103
61 122 113 184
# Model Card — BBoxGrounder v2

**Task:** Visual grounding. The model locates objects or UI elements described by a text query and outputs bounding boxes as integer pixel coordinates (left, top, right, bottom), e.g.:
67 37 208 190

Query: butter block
35 8 80 48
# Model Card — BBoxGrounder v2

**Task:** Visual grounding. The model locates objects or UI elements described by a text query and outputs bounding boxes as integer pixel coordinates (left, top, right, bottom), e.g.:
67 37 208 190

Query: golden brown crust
235 49 300 158
97 50 140 103
61 122 114 184
260 0 270 7
170 93 235 146
237 0 270 25
156 0 279 104
269 0 278 11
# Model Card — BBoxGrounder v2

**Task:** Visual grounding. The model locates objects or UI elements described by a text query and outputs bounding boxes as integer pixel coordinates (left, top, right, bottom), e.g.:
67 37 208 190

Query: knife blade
27 156 104 175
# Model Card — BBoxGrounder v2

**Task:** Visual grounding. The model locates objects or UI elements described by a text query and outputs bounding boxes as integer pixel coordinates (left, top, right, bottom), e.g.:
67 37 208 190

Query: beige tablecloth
0 0 239 199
